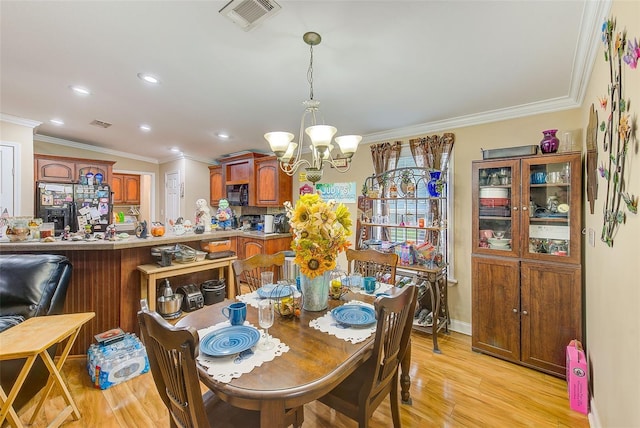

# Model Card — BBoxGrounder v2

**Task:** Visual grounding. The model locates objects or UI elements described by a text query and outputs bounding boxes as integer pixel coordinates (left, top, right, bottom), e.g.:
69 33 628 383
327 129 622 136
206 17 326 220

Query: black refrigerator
36 182 112 234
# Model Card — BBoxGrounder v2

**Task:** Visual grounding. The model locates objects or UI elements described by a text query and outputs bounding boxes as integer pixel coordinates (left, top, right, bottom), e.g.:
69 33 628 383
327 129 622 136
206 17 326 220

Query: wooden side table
138 256 237 311
0 312 95 428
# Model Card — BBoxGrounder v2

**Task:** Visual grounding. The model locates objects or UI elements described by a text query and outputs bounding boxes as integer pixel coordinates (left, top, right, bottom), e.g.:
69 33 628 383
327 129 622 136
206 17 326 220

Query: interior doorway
165 170 180 224
0 142 18 216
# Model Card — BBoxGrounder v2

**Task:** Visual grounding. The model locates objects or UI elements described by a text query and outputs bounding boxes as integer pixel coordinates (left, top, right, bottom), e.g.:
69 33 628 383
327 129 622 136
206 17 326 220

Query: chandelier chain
308 44 314 101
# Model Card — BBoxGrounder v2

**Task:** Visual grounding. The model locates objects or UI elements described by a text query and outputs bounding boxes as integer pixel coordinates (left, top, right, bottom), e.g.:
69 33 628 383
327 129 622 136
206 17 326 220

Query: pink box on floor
566 339 588 414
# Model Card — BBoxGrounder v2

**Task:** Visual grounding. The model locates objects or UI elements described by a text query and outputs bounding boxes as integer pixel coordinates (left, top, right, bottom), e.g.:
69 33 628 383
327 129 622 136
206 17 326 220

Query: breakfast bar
0 231 290 355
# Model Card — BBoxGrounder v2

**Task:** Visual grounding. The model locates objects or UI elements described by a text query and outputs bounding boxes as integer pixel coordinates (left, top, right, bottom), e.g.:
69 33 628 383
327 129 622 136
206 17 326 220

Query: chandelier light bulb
305 125 337 150
264 132 295 157
334 135 362 158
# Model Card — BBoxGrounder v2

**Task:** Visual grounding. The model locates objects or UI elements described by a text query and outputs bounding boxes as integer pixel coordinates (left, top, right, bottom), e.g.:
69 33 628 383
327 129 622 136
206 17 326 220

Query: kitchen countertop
0 230 291 252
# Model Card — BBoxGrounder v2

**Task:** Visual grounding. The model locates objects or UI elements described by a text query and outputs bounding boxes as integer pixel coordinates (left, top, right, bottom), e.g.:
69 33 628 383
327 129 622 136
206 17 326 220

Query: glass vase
427 170 443 197
299 271 330 311
540 129 560 154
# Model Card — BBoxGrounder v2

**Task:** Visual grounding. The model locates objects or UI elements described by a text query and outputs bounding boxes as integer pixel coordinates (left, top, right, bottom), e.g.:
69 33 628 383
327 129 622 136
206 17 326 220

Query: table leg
0 355 36 427
260 400 287 428
29 326 83 425
400 338 412 404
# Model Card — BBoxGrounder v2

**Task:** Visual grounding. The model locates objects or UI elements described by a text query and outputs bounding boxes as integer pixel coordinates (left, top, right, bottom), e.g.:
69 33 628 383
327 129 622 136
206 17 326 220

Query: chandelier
264 32 361 184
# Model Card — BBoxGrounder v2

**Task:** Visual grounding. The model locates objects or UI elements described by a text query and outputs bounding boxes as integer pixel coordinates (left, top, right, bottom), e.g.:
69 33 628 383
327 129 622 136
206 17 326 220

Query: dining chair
317 284 417 428
137 305 304 428
346 248 399 284
232 251 286 293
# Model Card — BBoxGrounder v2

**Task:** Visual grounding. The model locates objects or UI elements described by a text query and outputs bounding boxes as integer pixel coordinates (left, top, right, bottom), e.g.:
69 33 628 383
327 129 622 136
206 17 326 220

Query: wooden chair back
318 284 417 427
345 248 399 284
137 308 210 427
232 252 286 293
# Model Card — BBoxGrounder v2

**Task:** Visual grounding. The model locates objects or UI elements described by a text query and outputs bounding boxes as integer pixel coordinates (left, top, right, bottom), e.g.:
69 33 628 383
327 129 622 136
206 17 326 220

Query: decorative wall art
596 17 639 247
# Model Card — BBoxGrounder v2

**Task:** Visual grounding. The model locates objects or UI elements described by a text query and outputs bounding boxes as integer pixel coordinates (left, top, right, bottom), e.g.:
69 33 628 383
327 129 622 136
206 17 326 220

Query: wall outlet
588 228 596 247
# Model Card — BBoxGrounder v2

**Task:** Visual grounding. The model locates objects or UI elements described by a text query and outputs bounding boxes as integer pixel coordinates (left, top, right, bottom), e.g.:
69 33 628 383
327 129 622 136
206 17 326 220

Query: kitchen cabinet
218 152 267 206
357 167 449 352
255 156 292 207
112 173 140 205
208 165 224 206
471 152 583 377
236 236 292 260
34 154 115 185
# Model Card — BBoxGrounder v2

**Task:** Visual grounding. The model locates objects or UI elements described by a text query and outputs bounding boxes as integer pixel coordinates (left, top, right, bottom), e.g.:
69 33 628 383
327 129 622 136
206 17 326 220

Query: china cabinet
471 152 583 377
357 167 449 352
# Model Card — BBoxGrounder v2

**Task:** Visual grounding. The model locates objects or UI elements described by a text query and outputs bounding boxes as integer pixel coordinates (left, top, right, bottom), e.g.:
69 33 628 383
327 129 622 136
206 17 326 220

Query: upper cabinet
217 152 267 207
35 154 115 185
209 165 224 206
255 156 292 207
471 152 582 264
112 173 140 205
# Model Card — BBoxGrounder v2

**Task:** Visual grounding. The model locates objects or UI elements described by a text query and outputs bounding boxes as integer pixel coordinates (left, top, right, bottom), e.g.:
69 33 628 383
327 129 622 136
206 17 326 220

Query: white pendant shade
264 132 294 155
334 135 362 157
305 125 337 149
281 143 298 162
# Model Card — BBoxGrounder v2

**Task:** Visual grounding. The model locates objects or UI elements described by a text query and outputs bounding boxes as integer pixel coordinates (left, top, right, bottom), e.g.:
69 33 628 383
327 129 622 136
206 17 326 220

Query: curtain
369 141 402 242
409 133 455 171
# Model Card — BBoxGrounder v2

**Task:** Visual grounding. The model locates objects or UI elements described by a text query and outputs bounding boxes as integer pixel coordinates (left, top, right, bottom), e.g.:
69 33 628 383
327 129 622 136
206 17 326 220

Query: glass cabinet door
472 159 521 256
521 154 581 264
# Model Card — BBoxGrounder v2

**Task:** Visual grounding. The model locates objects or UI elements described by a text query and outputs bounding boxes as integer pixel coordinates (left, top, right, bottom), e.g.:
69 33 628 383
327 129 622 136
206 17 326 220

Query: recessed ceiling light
170 147 181 153
50 119 64 126
217 132 230 139
137 73 161 84
139 124 151 132
69 85 91 95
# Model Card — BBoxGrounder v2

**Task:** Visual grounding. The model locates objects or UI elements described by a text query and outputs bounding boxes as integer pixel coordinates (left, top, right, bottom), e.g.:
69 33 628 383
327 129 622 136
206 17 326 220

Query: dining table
176 289 413 428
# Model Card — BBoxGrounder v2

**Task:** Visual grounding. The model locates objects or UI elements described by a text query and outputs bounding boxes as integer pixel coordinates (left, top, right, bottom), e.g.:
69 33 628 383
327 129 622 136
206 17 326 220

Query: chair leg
293 405 304 427
390 374 401 428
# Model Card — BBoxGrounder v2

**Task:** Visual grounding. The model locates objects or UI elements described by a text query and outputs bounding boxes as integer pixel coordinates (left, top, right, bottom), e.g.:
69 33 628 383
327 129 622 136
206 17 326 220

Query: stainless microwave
226 184 249 206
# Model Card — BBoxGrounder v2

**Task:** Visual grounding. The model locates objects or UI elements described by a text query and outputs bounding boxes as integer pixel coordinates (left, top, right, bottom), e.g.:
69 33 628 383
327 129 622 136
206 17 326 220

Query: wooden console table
138 256 237 311
0 312 95 428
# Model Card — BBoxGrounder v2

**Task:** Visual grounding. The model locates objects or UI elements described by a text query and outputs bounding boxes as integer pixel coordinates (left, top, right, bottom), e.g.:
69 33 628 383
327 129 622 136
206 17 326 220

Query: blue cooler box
87 333 149 390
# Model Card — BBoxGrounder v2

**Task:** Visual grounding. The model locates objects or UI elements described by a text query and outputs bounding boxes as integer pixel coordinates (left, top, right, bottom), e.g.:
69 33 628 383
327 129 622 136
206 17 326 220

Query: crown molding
0 113 41 129
34 134 159 164
362 96 579 144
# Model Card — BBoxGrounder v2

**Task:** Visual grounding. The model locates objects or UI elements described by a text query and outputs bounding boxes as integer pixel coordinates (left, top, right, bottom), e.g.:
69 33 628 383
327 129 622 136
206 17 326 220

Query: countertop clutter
0 230 291 251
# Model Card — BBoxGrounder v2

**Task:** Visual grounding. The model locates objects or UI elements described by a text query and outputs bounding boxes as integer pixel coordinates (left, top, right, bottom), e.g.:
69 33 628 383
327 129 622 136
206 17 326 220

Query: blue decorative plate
257 286 292 299
200 326 260 357
332 305 377 327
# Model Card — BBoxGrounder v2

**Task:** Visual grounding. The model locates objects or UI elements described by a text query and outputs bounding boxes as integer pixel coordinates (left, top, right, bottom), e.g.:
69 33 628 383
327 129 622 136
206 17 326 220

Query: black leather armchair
0 254 72 411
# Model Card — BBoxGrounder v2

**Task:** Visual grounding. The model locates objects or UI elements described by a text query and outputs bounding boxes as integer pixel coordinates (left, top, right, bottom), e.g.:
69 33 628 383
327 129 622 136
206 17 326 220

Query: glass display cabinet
471 152 583 377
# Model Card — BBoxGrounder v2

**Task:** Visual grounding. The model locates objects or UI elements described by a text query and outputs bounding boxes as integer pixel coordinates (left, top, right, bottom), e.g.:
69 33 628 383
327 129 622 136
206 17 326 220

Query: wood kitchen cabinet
255 156 293 207
236 236 292 260
218 152 267 206
112 173 140 205
471 152 583 378
34 154 114 184
208 165 224 206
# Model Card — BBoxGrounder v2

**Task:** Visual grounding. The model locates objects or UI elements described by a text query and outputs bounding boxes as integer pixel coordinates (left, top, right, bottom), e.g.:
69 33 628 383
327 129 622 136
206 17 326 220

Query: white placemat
196 320 289 383
351 282 394 296
237 285 299 309
309 300 377 344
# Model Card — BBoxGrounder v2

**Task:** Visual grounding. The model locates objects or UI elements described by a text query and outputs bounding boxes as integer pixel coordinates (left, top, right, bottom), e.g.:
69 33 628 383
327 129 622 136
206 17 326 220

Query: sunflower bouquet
284 194 352 279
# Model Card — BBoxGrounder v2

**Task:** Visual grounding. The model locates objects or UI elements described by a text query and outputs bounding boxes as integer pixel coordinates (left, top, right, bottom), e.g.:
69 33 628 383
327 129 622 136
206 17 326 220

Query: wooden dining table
176 291 412 428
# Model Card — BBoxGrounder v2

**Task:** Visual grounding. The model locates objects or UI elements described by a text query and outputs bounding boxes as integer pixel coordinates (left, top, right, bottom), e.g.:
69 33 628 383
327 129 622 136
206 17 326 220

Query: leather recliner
0 254 72 411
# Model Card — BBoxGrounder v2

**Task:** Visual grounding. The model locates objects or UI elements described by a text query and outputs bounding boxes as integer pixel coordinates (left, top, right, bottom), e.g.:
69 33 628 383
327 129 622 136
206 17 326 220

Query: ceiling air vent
219 0 281 32
90 119 112 129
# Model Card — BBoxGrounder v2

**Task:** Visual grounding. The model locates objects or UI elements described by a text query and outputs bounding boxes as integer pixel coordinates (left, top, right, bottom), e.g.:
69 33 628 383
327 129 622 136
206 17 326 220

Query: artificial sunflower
284 194 352 279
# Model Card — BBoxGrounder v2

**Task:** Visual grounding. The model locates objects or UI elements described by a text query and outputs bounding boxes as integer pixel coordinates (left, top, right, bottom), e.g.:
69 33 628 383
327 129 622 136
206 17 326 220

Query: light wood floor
17 331 589 427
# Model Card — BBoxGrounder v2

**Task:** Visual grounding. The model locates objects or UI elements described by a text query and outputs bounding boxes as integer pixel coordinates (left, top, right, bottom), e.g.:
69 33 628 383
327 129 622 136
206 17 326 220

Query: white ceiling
0 1 607 164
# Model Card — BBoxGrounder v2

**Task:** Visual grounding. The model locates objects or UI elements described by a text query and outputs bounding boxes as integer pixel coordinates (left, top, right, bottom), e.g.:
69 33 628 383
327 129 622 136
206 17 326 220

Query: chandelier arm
280 158 312 176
